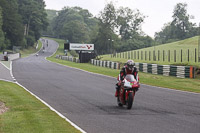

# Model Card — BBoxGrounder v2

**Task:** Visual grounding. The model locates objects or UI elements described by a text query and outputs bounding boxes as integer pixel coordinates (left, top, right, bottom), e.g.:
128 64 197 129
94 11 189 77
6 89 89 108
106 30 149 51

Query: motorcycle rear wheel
127 92 133 109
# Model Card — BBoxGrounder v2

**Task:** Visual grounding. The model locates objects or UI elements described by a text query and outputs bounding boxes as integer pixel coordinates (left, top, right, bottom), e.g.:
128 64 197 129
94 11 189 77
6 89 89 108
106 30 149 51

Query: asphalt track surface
12 39 200 133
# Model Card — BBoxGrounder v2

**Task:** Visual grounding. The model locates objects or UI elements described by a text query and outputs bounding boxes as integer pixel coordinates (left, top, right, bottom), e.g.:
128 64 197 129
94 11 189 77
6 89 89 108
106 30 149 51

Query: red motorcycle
117 74 140 109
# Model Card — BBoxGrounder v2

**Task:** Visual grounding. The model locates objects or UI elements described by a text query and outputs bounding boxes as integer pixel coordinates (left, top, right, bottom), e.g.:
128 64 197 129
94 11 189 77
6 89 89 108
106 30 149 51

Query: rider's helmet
126 60 135 70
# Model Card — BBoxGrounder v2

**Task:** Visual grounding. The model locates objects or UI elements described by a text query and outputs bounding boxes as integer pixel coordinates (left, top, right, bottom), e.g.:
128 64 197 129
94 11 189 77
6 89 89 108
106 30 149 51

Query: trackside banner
70 43 94 51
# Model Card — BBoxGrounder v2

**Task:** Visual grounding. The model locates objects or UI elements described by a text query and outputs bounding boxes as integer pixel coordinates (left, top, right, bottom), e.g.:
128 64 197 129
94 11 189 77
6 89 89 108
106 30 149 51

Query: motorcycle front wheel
127 92 133 109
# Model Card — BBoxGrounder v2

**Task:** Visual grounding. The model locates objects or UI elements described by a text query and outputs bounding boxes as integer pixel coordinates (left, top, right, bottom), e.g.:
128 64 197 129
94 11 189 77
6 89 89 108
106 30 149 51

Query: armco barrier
56 55 80 63
90 59 195 78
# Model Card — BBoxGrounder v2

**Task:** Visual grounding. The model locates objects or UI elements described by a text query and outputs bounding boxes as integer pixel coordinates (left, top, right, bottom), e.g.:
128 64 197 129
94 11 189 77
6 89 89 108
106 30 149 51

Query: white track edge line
10 43 87 133
10 61 15 81
0 61 10 70
15 81 87 133
0 79 15 83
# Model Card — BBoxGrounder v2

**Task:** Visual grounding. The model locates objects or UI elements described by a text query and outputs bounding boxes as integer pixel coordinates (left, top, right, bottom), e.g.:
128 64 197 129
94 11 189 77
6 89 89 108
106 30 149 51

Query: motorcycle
116 74 140 109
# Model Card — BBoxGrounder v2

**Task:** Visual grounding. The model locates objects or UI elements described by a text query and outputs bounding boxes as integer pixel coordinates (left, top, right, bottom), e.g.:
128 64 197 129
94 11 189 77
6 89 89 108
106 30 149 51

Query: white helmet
126 60 135 70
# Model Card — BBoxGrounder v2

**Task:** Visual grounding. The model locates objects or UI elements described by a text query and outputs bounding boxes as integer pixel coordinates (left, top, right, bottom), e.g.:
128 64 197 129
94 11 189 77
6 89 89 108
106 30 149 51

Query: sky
44 0 200 37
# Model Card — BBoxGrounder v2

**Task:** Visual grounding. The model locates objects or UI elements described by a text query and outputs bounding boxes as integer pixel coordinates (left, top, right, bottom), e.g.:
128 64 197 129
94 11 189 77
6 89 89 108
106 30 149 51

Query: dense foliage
0 7 5 50
29 2 199 55
46 2 155 54
155 3 198 44
94 2 154 54
0 0 48 51
48 7 99 44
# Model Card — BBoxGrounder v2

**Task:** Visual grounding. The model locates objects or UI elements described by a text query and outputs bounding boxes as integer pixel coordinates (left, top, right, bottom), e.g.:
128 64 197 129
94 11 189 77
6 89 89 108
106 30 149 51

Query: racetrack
12 39 200 133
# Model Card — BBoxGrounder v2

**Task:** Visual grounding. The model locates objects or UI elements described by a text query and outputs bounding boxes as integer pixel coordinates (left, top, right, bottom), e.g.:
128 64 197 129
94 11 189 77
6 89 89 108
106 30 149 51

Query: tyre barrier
91 59 195 78
91 59 120 70
56 55 80 63
139 63 195 79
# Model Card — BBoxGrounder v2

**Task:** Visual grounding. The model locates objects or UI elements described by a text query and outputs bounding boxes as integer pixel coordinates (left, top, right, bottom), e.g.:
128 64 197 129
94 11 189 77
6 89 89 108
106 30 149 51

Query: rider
115 60 139 97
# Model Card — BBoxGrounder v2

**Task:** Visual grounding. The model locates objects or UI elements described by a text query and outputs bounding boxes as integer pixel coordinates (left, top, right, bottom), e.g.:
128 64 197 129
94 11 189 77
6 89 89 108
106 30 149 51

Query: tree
95 2 150 54
51 7 98 43
61 20 89 43
171 3 191 39
0 7 5 50
95 2 117 54
117 7 145 40
42 9 58 36
0 0 25 48
155 2 198 44
18 0 48 46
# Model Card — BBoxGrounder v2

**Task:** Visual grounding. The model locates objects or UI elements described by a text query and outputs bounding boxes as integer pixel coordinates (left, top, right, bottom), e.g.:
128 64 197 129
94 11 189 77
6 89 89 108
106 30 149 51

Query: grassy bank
20 41 42 58
0 81 81 133
101 36 200 67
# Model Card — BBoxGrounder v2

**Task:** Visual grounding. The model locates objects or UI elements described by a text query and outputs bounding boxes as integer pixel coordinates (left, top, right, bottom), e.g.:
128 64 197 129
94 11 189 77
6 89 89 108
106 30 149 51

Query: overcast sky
44 0 200 37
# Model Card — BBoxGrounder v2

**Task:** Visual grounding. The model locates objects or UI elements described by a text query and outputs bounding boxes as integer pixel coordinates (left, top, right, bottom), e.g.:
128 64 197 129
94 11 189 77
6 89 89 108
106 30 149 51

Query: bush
69 50 78 57
26 35 35 47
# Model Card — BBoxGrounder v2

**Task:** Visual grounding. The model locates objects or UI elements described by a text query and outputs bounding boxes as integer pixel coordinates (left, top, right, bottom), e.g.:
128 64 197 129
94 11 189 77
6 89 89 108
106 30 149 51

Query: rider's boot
115 86 120 97
115 90 119 97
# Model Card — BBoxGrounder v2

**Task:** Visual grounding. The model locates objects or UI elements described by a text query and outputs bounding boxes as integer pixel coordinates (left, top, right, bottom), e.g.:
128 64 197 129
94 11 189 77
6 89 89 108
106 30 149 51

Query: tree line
0 1 198 54
45 2 198 55
0 0 48 51
45 2 155 55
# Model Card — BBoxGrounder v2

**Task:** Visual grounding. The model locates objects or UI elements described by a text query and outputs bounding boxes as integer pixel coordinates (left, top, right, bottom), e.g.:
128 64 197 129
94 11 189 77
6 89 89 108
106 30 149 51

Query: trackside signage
70 43 94 51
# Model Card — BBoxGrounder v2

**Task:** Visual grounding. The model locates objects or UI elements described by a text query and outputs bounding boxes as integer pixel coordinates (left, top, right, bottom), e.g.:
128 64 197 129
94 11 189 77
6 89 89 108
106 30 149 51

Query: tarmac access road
0 61 13 81
12 39 200 133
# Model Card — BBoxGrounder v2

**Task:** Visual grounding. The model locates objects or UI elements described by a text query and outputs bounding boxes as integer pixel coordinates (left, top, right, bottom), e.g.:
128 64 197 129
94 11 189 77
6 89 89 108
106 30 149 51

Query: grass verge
0 81 81 133
100 36 200 67
20 41 42 58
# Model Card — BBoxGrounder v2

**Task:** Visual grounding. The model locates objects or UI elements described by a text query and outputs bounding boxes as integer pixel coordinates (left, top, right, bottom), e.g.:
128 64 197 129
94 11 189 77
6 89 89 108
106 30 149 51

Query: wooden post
174 50 176 62
181 49 182 62
163 50 165 61
195 48 197 62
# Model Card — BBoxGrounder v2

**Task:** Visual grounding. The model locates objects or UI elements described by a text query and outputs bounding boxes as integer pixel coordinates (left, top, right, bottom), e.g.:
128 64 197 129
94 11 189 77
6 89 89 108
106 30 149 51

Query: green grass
0 81 81 133
101 36 200 67
0 41 42 58
20 41 42 58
